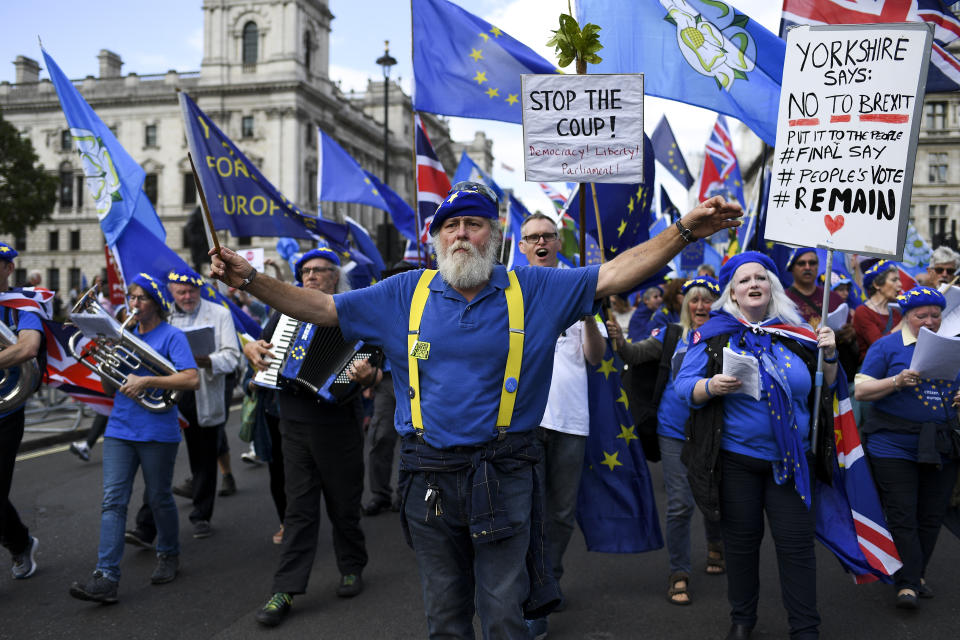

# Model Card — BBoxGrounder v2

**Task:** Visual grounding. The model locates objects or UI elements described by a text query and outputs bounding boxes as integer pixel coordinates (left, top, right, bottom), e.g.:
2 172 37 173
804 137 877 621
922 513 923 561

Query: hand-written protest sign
521 74 644 183
765 24 932 259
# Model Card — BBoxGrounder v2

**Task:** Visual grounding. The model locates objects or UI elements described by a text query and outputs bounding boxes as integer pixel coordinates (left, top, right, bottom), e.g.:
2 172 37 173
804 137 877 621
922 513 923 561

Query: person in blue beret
674 251 838 640
607 275 725 607
0 241 45 581
212 182 743 637
69 273 198 604
854 285 960 610
853 260 902 363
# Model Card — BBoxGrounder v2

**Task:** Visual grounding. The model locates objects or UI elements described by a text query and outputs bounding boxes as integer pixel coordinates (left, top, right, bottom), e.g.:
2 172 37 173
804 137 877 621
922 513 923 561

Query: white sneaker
69 441 90 462
241 451 263 465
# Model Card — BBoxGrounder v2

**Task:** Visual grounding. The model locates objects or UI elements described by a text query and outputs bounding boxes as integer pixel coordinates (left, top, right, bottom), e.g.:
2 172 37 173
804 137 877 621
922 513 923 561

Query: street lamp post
376 40 397 186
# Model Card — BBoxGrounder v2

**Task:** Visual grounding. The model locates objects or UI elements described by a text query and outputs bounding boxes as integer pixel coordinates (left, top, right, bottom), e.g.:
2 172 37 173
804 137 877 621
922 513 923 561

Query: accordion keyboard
253 314 299 389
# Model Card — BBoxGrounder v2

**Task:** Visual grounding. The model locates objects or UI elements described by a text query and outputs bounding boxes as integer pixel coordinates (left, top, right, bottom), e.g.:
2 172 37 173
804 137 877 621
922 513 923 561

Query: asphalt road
5 412 960 639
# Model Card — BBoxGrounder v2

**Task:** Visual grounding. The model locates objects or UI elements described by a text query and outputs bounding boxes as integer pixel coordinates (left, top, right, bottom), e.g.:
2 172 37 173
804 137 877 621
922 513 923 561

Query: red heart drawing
823 214 844 235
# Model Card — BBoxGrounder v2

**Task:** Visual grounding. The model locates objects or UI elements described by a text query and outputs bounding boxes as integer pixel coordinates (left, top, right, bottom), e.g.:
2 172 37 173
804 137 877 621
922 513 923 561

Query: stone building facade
0 0 492 290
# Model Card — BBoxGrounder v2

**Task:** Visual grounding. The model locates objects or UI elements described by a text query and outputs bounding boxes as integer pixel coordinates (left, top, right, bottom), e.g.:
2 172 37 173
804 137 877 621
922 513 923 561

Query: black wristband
238 267 257 291
675 219 694 243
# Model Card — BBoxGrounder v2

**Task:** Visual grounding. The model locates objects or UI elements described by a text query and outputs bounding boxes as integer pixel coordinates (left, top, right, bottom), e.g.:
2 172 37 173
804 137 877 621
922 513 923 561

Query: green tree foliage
546 11 603 74
0 112 57 236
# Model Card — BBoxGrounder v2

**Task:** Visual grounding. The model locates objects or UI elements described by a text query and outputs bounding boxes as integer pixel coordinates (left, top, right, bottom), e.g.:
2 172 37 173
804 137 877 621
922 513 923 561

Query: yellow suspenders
407 269 525 439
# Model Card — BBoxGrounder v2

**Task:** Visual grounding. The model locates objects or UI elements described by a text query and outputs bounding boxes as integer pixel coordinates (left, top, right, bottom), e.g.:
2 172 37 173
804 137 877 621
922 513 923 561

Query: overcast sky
0 0 783 216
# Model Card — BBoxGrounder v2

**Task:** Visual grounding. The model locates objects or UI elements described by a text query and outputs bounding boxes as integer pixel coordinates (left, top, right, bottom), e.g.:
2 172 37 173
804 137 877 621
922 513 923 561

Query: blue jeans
534 427 586 581
404 465 533 640
659 435 722 575
97 437 179 582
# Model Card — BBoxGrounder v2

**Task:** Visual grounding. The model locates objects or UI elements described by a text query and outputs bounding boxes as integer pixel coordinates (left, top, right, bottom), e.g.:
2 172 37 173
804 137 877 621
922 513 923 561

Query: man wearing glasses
213 182 742 637
517 212 604 632
927 246 959 287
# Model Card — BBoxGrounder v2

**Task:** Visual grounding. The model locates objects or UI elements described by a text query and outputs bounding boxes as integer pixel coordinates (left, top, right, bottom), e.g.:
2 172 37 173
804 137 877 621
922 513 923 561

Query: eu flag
412 0 557 123
318 131 392 212
576 342 664 553
344 216 386 288
578 0 784 145
504 194 530 270
43 49 166 246
651 116 694 189
113 218 262 339
179 92 348 248
364 171 418 244
564 136 656 260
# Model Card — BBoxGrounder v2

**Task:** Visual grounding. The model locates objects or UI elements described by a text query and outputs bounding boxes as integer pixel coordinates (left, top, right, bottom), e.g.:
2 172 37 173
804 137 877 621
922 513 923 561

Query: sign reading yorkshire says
522 74 644 183
765 23 932 259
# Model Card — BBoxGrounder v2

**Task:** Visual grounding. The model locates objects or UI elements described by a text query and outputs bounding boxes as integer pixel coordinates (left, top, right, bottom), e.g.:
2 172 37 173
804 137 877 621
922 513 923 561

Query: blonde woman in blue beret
854 286 960 610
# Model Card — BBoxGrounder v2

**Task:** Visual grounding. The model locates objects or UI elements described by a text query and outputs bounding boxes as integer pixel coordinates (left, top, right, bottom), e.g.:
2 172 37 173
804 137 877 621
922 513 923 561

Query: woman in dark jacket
854 286 960 609
675 252 837 640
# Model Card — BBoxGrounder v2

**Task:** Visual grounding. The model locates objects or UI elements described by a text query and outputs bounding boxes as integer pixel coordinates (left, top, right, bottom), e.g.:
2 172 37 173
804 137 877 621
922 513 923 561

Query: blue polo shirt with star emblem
334 264 600 449
856 327 959 460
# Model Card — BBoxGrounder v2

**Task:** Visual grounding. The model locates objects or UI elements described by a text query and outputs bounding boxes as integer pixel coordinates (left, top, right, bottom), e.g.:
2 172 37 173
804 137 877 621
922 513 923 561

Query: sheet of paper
70 313 121 341
909 327 960 381
825 303 849 332
722 347 761 401
184 325 216 357
941 285 960 315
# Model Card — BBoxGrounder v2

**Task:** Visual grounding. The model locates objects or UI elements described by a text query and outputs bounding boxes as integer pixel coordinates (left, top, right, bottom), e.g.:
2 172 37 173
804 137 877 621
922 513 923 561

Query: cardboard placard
765 23 932 259
522 74 644 183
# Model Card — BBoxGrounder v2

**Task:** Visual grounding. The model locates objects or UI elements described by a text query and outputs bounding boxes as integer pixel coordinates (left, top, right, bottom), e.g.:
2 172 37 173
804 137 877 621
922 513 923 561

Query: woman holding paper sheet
854 285 960 610
674 252 838 640
606 275 725 607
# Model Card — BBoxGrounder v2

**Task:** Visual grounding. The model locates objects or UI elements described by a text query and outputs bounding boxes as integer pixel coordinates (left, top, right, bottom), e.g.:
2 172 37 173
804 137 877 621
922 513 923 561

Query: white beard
435 237 497 290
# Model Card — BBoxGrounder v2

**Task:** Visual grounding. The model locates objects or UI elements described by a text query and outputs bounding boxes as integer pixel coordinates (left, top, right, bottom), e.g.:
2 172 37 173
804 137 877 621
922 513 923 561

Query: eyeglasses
793 260 818 268
449 181 498 206
932 266 955 274
127 294 153 303
521 232 559 244
301 266 337 276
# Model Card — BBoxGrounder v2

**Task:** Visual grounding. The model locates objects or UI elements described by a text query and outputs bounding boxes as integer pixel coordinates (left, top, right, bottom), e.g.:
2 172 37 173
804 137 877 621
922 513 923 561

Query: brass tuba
68 286 181 412
0 320 41 412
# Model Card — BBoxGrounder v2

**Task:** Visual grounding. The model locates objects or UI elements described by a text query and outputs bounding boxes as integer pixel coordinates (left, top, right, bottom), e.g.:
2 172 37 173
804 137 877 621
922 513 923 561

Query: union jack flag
415 114 451 244
0 288 55 319
538 183 569 213
698 115 746 208
781 0 960 91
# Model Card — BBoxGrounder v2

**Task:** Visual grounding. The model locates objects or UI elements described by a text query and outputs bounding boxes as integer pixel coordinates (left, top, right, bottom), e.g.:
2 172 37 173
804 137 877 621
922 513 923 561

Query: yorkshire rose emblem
71 128 122 219
661 0 755 91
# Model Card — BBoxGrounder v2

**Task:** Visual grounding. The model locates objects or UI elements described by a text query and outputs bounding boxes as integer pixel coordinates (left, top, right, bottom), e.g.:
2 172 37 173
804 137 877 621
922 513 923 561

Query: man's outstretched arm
595 195 741 299
209 246 339 326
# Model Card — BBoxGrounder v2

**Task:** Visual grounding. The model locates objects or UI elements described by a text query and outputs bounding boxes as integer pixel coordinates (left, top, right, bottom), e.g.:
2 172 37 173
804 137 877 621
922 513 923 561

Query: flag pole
809 247 834 460
409 1 423 267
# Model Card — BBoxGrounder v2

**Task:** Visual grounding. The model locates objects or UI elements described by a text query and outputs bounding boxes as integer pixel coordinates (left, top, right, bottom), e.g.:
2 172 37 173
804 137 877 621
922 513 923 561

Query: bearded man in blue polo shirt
212 182 742 637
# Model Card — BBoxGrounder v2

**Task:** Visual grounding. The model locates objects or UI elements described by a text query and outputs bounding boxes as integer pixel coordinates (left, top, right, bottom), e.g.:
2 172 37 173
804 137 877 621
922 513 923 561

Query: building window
75 175 84 209
48 230 59 251
929 152 949 183
304 30 313 72
145 124 157 148
61 129 72 152
926 102 947 130
47 268 60 292
59 169 74 208
308 170 317 210
242 115 255 138
306 123 315 146
183 172 197 206
144 173 158 205
69 267 82 292
929 204 948 241
242 22 259 67
14 234 26 251
14 269 26 287
237 236 252 247
70 229 81 251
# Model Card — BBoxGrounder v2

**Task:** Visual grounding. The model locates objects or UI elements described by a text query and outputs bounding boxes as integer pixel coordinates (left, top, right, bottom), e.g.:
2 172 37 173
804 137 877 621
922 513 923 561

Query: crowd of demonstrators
607 275 725 607
628 285 662 341
517 212 607 637
68 273 199 603
210 182 742 637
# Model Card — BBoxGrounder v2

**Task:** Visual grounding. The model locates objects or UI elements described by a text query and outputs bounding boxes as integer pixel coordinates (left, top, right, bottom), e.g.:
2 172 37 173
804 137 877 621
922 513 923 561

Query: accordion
253 314 382 404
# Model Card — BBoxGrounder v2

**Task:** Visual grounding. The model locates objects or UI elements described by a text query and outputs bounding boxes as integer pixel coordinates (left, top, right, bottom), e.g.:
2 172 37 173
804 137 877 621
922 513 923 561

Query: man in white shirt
518 213 605 606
